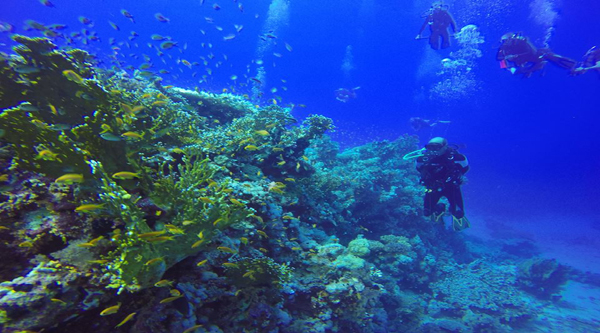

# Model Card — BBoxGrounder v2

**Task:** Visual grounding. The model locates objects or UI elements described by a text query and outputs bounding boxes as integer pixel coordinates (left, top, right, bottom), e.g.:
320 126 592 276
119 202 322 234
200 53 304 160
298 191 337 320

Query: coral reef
0 36 576 333
517 257 570 300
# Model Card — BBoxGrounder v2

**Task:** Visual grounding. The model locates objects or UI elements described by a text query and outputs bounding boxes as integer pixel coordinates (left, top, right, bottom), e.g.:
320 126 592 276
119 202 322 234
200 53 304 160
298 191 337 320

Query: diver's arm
417 17 430 38
496 47 505 61
447 12 457 32
453 153 469 175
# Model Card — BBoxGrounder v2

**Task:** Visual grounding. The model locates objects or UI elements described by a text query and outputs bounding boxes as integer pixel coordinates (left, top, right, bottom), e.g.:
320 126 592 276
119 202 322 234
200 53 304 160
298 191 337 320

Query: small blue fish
49 124 71 131
19 103 40 112
0 22 14 33
100 133 122 141
121 9 135 23
155 13 170 23
108 21 120 31
13 64 40 74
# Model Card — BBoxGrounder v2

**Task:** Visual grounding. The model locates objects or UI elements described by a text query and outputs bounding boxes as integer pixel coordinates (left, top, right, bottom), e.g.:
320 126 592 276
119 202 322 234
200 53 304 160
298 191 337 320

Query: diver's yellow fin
452 216 470 231
432 211 445 223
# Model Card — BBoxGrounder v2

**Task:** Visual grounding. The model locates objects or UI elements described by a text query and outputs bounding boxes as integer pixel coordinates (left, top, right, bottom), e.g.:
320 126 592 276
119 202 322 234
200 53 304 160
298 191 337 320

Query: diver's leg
548 54 576 70
446 185 465 219
429 32 441 50
423 190 443 216
440 30 451 49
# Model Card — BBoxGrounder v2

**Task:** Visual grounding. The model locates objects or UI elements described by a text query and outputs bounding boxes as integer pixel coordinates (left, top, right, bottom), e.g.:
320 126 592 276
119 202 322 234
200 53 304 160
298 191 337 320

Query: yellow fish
31 119 49 129
240 237 248 245
112 171 139 179
19 241 33 248
277 161 286 166
121 103 135 115
75 204 104 212
139 231 166 239
250 215 263 223
100 124 112 134
131 106 145 114
145 257 164 266
257 230 268 238
152 100 167 106
230 198 245 207
49 104 58 116
196 259 208 267
115 312 137 328
121 131 144 140
217 246 236 254
255 130 269 136
165 224 185 234
200 197 214 204
222 263 238 268
89 236 104 245
170 289 181 297
160 296 183 304
191 239 205 248
62 70 84 84
244 145 258 151
88 260 109 264
146 236 175 243
36 149 61 162
55 174 84 184
154 279 173 288
212 218 224 226
269 187 284 194
100 302 121 316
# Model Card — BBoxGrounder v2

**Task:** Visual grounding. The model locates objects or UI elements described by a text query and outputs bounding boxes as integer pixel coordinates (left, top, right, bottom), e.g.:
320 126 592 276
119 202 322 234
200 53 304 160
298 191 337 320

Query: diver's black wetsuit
571 46 600 77
419 8 457 50
416 148 469 218
497 34 576 78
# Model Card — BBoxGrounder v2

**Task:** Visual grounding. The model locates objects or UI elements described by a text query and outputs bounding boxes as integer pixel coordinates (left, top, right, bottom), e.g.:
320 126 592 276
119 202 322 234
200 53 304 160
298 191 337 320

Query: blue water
1 0 600 328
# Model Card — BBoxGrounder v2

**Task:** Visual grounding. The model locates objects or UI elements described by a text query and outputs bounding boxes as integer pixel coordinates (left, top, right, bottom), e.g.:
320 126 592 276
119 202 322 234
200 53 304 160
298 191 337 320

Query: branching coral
225 257 292 288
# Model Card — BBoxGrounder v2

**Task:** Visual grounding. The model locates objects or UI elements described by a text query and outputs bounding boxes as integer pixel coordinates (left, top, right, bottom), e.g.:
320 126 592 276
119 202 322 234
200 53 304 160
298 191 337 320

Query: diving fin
452 216 470 231
432 211 445 223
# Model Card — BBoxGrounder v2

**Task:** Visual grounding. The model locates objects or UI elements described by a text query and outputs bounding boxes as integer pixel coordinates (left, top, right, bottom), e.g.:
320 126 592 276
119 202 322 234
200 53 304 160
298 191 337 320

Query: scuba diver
410 137 470 231
416 2 457 50
570 46 600 78
410 117 451 132
335 87 360 103
496 32 576 78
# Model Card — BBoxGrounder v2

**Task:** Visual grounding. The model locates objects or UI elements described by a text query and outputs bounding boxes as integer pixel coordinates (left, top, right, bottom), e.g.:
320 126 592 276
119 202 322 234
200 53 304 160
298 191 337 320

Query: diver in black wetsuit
416 2 457 50
571 46 600 78
416 137 470 231
496 32 576 78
